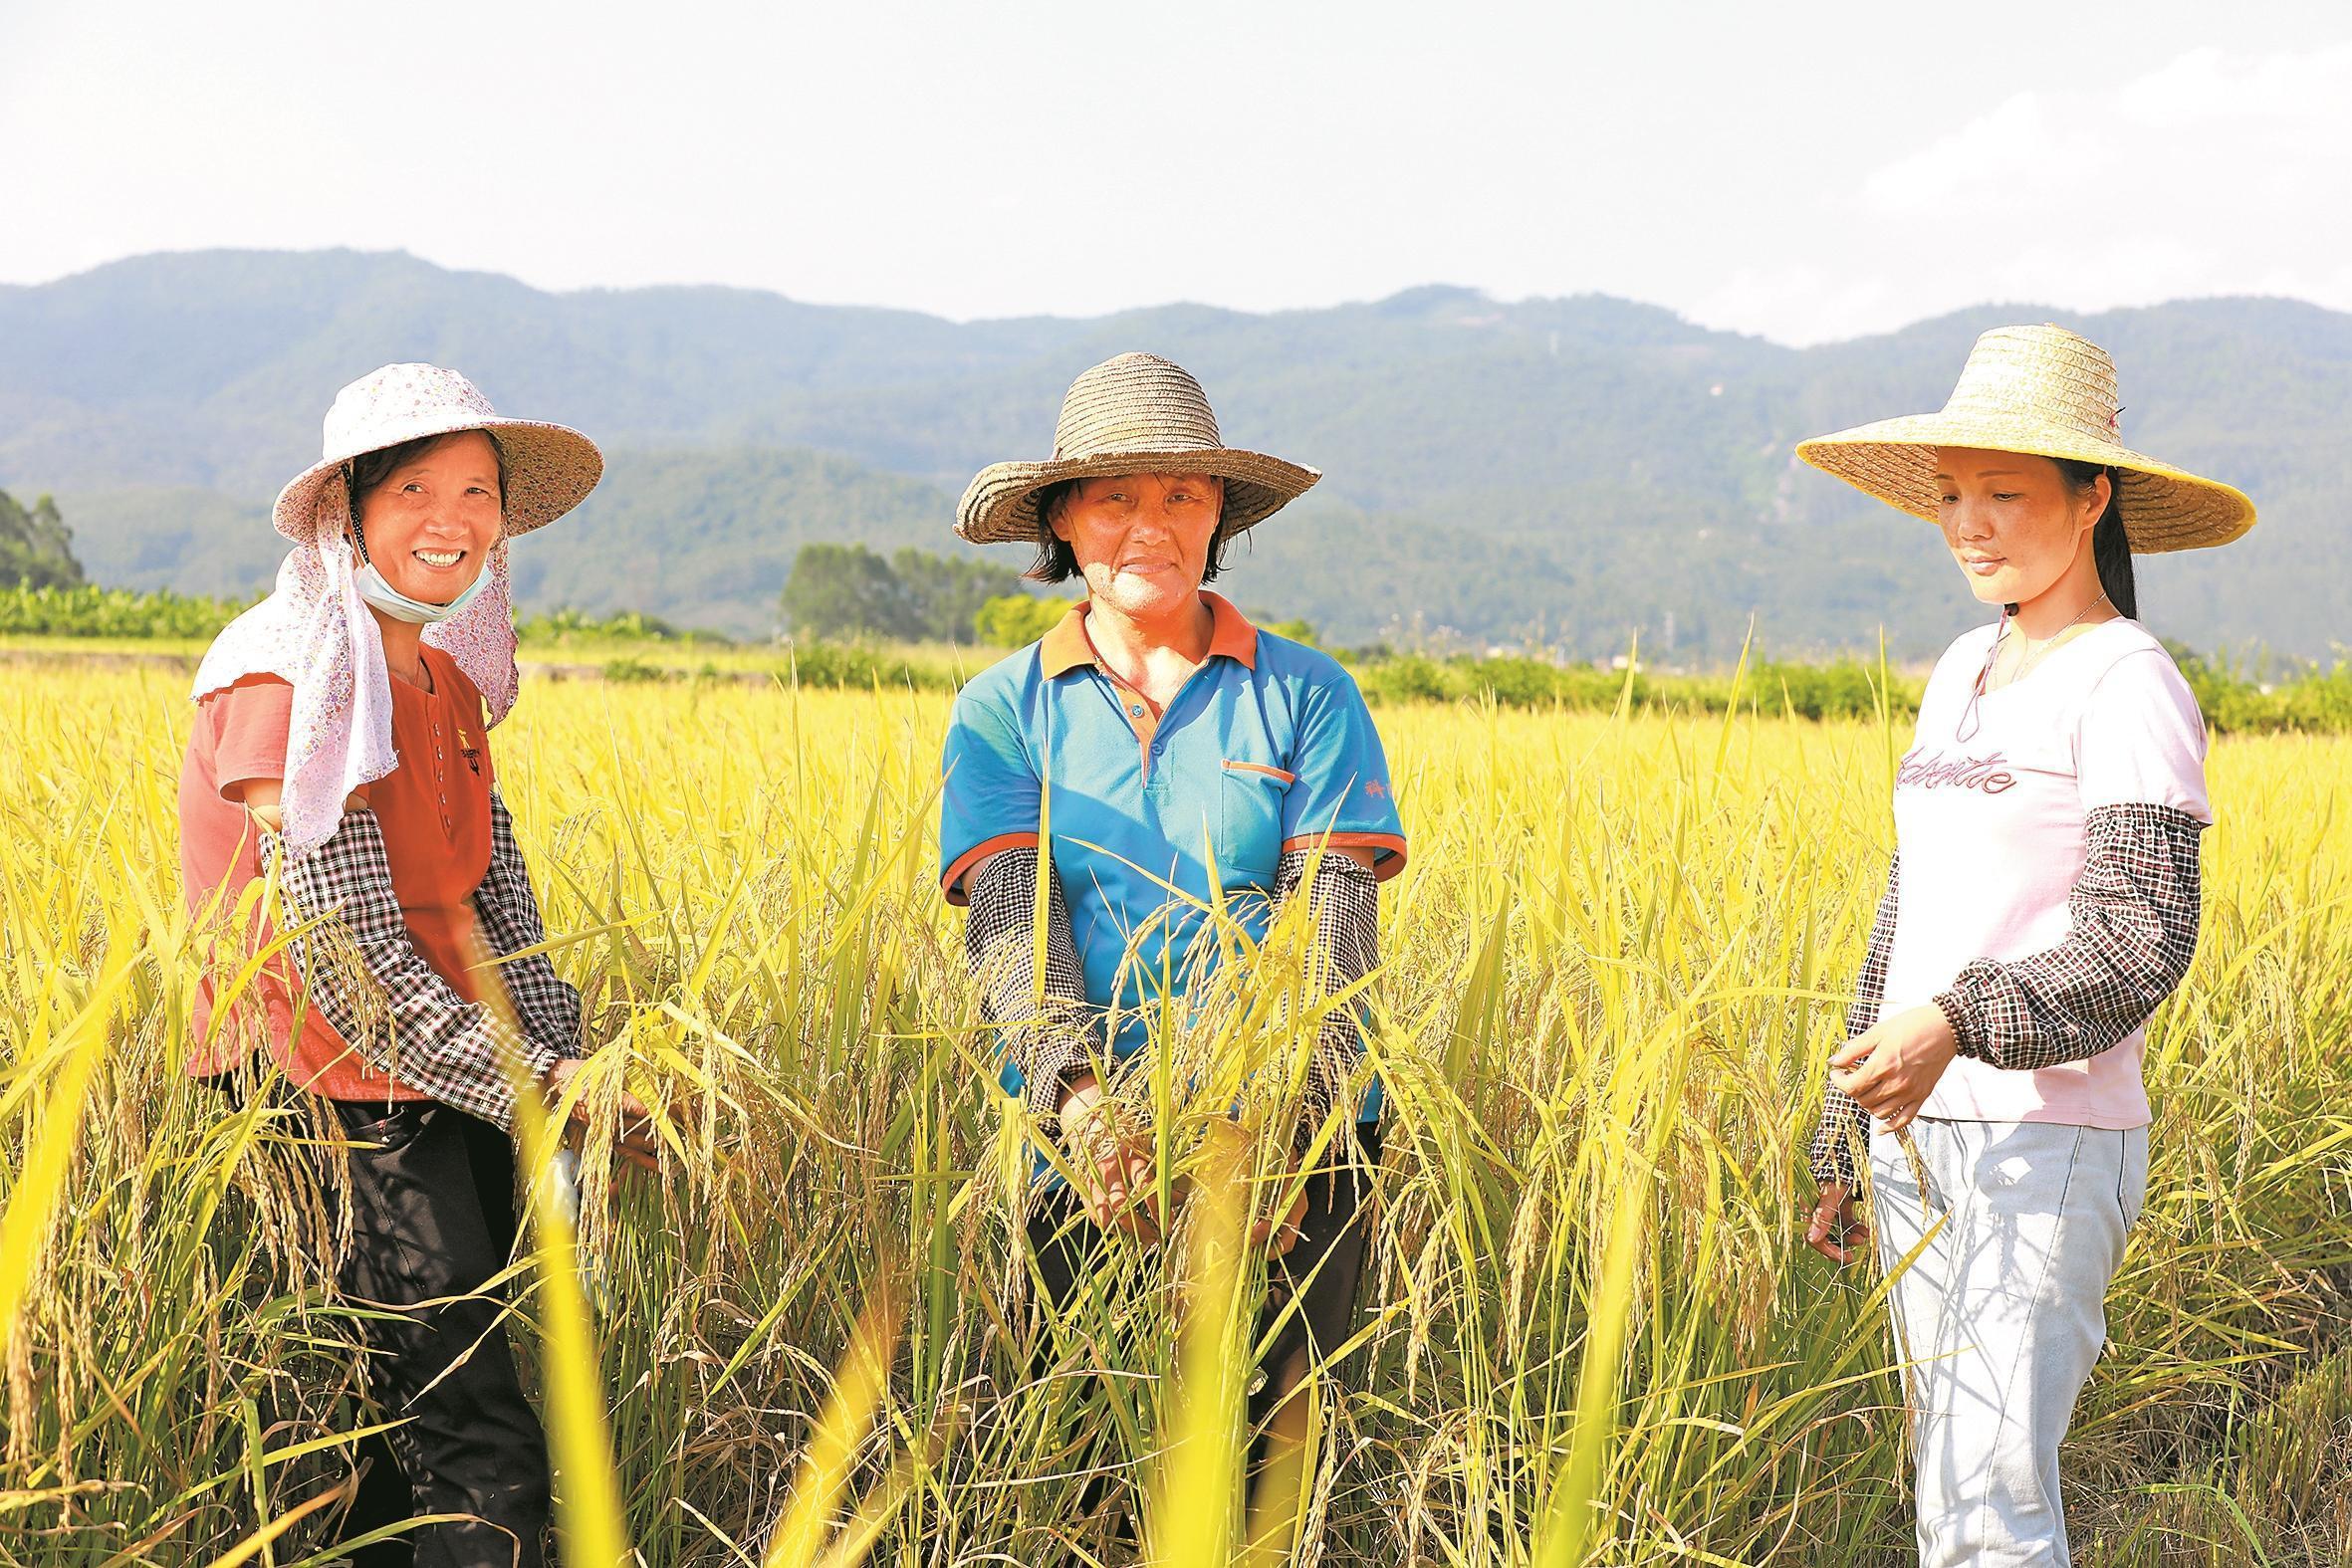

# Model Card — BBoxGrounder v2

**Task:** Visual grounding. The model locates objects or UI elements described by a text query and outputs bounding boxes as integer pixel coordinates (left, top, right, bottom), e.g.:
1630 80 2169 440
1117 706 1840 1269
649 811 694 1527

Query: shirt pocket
1218 760 1293 885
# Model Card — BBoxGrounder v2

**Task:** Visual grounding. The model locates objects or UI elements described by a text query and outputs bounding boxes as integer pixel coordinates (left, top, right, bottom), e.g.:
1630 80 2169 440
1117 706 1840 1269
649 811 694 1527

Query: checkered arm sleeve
1275 846 1380 1137
1808 855 1899 1189
471 790 586 1061
963 846 1103 1121
1936 803 2205 1071
266 809 556 1130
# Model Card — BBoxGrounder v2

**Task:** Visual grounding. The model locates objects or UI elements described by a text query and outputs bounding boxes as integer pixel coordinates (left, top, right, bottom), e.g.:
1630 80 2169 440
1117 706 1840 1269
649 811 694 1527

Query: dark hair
2053 457 2138 618
343 430 509 560
1024 477 1238 584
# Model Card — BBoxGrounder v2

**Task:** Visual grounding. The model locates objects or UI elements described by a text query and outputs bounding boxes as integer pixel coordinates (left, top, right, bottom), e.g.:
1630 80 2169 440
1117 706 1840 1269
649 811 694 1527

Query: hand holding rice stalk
1812 1005 1957 1260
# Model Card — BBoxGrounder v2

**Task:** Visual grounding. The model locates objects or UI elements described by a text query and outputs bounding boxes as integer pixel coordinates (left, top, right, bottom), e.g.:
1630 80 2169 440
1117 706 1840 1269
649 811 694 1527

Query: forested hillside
4 252 2343 655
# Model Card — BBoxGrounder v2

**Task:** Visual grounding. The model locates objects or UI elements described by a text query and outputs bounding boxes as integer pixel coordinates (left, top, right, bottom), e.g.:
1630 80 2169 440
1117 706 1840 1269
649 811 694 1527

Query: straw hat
273 362 603 543
1796 325 2253 552
956 352 1318 545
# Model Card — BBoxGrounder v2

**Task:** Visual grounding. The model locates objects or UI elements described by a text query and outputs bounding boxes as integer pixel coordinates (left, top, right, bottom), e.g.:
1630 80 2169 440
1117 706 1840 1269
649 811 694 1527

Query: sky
4 1 2348 344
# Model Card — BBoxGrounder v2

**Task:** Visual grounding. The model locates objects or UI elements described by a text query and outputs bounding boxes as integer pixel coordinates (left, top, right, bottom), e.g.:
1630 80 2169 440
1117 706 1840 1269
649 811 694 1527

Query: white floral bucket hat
273 362 602 542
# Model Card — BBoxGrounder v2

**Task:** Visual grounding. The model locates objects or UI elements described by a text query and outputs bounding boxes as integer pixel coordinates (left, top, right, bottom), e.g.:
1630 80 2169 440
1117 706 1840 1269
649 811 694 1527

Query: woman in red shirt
181 363 654 1567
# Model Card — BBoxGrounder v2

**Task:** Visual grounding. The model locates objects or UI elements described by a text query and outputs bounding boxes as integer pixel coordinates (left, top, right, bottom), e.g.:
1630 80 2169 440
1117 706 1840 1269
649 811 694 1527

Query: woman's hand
1829 1004 1960 1135
1247 1134 1311 1258
540 1057 662 1173
1252 1172 1311 1257
1804 1182 1869 1265
1058 1074 1161 1238
1199 1120 1310 1256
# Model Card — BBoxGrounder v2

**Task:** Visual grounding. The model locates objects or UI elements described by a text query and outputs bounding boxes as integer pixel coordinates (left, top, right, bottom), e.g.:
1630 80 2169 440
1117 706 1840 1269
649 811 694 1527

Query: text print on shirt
1897 749 2023 793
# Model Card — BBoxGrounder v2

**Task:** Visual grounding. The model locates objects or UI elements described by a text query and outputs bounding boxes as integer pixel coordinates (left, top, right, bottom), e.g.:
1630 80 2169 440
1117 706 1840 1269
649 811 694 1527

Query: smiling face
1933 446 2108 607
351 430 505 604
1048 472 1225 620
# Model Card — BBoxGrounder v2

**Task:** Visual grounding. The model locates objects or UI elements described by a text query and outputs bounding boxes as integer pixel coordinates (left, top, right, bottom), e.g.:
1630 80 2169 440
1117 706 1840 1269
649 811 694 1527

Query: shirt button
1128 704 1144 718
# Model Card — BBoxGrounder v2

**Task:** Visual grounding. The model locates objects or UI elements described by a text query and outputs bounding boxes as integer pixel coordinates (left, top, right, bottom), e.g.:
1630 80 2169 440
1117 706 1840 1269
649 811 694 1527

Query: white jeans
1870 1118 2149 1568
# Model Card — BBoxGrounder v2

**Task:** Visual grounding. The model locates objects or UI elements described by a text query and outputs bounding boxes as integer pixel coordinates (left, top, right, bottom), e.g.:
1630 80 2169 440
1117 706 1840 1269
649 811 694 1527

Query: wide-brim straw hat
956 352 1318 545
273 362 603 543
1796 324 2253 553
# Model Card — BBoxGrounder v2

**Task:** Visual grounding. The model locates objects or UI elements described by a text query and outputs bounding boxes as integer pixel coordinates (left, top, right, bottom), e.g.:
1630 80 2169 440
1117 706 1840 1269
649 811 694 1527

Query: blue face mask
350 511 493 623
353 560 491 624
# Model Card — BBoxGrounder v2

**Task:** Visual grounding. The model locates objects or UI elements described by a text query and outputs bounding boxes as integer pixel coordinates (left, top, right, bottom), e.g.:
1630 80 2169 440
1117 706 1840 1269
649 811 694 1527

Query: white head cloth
190 500 521 859
190 363 599 858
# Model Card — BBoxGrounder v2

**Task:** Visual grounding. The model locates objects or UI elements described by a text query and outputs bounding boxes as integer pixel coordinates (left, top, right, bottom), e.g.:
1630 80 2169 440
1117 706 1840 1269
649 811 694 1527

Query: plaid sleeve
1809 854 1898 1188
267 809 556 1130
963 846 1103 1122
1936 803 2205 1071
1275 846 1380 1140
470 790 586 1062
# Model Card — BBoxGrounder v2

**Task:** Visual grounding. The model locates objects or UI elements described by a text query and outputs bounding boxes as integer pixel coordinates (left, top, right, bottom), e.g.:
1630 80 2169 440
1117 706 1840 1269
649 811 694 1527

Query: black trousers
329 1098 552 1568
1026 1120 1384 1481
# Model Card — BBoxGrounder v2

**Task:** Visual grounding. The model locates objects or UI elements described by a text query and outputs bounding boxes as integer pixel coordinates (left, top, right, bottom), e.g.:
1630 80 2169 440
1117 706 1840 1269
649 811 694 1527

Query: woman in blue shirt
939 352 1407 1528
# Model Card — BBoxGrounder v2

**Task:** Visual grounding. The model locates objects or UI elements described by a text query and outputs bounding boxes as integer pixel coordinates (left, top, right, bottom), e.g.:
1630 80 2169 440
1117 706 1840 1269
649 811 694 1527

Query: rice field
2 662 2348 1566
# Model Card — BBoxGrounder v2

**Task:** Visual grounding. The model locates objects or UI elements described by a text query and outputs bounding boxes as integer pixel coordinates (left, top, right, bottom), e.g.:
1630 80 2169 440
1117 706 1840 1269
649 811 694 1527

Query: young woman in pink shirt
1794 326 2255 1567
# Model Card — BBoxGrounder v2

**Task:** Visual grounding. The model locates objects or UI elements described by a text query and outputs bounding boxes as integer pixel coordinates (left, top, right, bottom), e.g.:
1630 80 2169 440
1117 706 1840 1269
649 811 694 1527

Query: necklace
1997 592 2110 688
1960 591 2113 738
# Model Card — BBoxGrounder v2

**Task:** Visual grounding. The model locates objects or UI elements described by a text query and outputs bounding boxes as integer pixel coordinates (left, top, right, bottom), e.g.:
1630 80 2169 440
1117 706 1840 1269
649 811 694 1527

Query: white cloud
1868 44 2352 209
1682 265 1920 349
1693 44 2352 342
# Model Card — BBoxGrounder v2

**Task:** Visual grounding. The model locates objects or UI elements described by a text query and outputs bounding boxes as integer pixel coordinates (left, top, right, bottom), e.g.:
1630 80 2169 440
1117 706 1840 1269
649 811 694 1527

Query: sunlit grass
1 666 2347 1565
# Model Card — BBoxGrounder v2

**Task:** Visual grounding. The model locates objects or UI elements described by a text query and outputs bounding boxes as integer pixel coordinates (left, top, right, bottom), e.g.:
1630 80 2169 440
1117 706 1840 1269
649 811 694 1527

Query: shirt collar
1039 589 1259 678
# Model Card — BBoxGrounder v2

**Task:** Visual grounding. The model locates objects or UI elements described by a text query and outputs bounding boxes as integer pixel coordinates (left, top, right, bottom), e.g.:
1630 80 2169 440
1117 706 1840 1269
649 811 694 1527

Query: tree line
0 490 86 591
779 543 1073 645
10 502 2345 735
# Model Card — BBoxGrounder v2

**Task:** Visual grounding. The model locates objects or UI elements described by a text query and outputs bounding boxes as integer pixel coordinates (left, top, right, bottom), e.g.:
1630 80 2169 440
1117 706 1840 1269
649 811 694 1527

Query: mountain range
3 249 2344 659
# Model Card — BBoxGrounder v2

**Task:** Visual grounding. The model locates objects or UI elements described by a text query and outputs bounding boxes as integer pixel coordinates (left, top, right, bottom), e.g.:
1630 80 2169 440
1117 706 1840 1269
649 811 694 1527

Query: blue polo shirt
940 590 1406 1123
